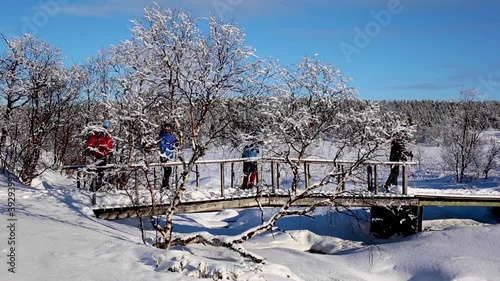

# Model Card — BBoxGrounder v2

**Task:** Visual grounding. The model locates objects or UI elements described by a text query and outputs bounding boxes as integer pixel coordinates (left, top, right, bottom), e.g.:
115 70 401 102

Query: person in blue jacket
242 143 259 189
158 123 178 189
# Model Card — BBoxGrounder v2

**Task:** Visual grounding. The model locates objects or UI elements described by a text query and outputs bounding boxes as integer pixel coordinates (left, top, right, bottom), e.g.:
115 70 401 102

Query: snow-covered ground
1 141 500 281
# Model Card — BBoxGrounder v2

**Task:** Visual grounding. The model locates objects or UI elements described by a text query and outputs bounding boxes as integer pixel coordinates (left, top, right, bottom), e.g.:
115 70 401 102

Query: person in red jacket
86 121 113 191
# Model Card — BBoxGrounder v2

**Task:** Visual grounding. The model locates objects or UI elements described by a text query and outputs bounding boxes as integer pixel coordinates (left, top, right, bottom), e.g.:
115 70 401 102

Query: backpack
159 132 177 159
86 132 113 158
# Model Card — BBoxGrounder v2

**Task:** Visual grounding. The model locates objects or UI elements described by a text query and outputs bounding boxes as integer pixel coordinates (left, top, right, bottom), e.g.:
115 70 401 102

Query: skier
241 142 259 189
158 123 178 189
86 121 113 191
384 131 413 191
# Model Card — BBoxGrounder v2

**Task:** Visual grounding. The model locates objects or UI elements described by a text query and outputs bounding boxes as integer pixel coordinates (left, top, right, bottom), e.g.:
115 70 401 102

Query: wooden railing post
76 169 82 189
135 169 139 205
231 163 235 189
220 163 225 197
256 161 262 193
340 165 345 191
153 167 157 189
91 170 97 205
337 164 341 184
195 165 200 189
367 165 373 192
276 163 281 190
175 165 178 189
258 161 262 187
304 162 309 188
402 164 408 195
271 161 276 193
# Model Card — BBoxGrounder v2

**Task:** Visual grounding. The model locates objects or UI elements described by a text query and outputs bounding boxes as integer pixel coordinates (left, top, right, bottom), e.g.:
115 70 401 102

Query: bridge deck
417 194 500 207
93 193 500 220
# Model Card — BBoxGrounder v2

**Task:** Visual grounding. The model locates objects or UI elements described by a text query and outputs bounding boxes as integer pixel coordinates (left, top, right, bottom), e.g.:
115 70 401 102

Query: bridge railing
62 158 417 205
265 158 417 195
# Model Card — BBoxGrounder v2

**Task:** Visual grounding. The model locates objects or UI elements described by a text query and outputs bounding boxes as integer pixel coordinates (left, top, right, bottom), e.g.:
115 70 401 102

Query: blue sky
1 0 499 101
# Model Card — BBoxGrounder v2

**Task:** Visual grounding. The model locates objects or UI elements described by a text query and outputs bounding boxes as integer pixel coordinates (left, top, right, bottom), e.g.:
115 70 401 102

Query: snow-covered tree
170 57 407 261
80 50 117 124
48 64 87 165
0 34 81 183
476 136 500 179
0 34 31 168
259 56 357 191
441 88 489 181
104 4 269 247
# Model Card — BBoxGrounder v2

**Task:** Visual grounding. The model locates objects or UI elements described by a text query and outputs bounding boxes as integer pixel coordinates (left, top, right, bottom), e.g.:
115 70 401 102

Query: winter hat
163 123 173 130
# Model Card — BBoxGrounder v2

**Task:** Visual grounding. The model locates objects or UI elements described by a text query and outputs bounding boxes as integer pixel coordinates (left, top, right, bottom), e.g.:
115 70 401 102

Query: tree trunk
20 134 42 184
0 100 14 149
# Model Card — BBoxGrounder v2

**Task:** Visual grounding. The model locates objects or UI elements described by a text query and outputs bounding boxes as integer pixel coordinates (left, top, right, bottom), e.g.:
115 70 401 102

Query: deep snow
1 141 500 281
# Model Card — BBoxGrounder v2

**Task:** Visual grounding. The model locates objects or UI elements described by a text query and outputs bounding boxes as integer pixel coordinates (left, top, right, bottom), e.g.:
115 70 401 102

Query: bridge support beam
370 205 423 238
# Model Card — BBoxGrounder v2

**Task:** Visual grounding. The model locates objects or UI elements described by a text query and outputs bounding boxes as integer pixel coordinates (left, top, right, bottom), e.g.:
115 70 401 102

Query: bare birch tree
0 34 81 182
170 57 400 262
105 5 269 247
478 137 500 179
0 34 31 169
441 88 489 181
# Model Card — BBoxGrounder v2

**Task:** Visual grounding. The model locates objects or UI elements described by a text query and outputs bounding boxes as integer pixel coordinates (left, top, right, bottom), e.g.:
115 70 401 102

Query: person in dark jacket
158 123 178 189
241 143 259 189
86 121 113 191
384 132 413 191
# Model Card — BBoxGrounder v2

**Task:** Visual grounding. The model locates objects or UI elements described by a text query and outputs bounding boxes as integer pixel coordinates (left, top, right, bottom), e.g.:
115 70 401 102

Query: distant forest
378 100 500 144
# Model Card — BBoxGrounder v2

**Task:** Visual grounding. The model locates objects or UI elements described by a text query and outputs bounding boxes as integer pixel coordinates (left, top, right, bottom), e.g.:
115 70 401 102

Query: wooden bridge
90 191 500 238
65 157 417 198
63 157 500 237
92 193 500 221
